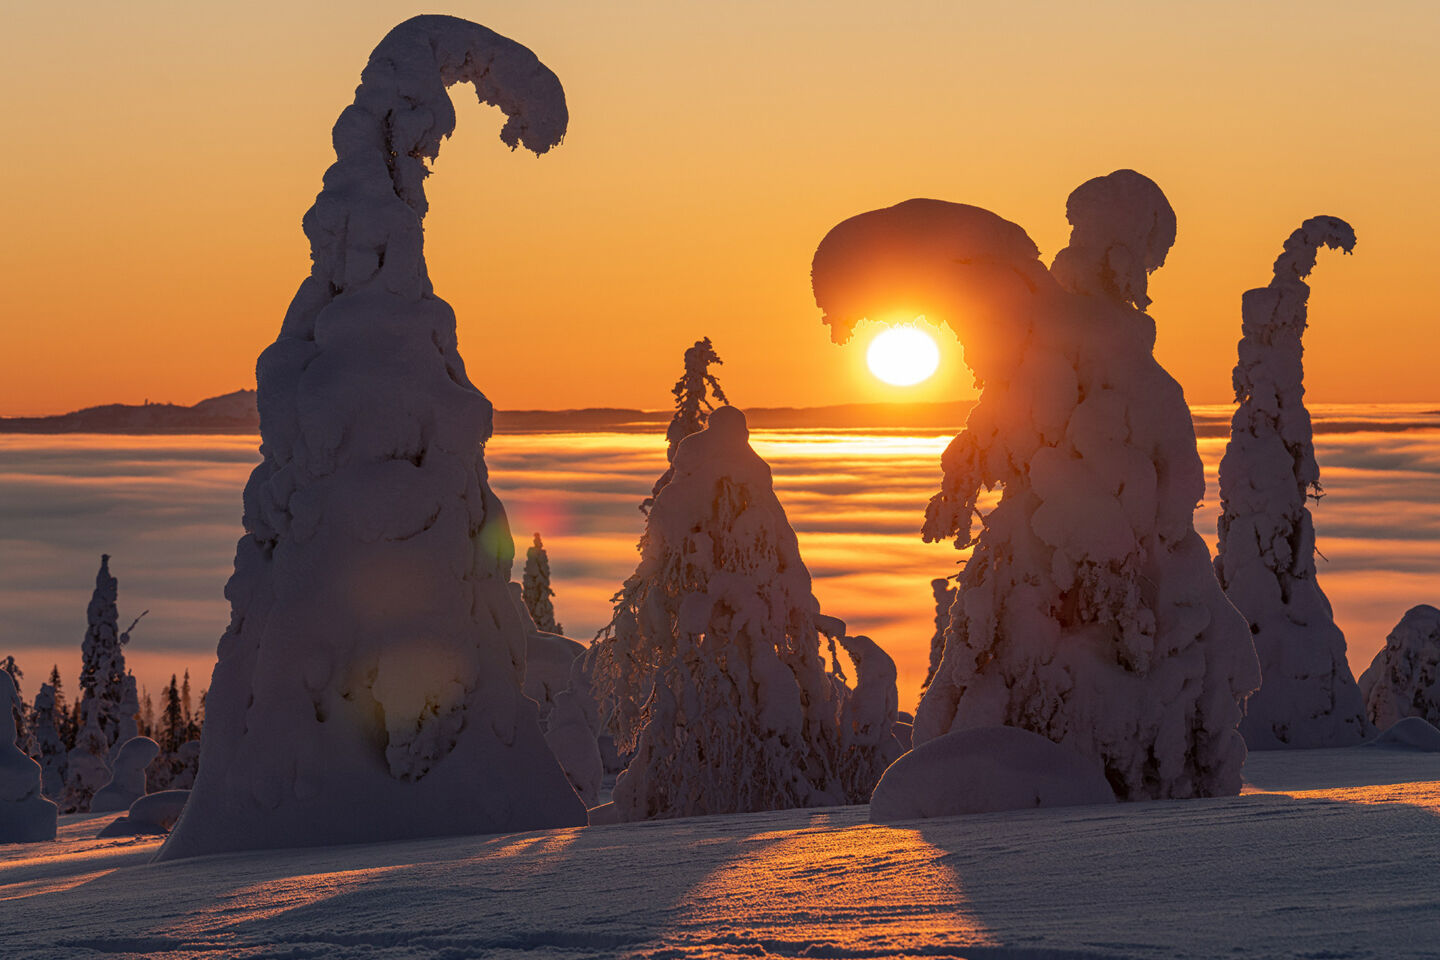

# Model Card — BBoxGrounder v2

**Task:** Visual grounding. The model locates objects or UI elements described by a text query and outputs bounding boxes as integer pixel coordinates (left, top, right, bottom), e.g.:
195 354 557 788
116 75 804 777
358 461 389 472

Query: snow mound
157 16 583 861
870 726 1116 822
91 737 160 813
1216 216 1367 749
1365 717 1440 752
813 171 1259 801
97 789 191 837
1359 605 1440 730
511 582 586 726
0 672 57 842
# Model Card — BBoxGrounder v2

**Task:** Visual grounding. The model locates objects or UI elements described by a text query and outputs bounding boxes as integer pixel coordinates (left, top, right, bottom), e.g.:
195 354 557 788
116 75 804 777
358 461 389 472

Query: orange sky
3 1 1437 416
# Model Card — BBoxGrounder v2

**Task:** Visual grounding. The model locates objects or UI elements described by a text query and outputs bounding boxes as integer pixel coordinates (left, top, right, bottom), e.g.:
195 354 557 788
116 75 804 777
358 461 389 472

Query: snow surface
1360 604 1440 730
158 16 584 861
1216 216 1368 749
870 726 1116 822
3 749 1440 958
812 173 1259 801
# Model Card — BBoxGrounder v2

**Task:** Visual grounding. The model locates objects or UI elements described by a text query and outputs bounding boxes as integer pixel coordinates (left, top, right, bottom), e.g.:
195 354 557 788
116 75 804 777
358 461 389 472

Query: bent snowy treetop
159 17 583 861
811 171 1259 800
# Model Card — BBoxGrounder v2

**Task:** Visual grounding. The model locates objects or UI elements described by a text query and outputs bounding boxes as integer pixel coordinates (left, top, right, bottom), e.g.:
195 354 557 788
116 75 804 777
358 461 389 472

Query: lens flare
866 325 940 386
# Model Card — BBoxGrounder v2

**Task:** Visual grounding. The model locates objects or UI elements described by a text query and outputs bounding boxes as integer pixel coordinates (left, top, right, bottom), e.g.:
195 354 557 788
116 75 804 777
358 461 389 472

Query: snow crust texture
869 725 1115 821
1359 604 1440 730
1216 217 1367 749
590 407 899 820
158 16 583 861
812 171 1260 800
0 672 57 842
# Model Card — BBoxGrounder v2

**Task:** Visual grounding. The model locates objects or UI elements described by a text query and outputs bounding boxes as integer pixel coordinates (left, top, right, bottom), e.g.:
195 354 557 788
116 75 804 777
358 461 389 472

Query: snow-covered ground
3 747 1437 959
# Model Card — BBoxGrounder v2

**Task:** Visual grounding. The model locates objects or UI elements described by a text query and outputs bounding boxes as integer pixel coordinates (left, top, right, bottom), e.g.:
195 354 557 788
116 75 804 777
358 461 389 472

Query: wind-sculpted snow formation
589 406 899 819
1359 605 1440 730
92 736 160 813
159 16 584 861
1216 217 1367 749
1 671 56 842
812 171 1260 800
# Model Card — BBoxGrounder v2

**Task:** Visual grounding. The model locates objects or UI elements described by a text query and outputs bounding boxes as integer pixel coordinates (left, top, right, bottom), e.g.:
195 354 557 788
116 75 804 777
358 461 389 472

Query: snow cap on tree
811 171 1260 800
1216 216 1367 749
159 16 583 861
642 338 729 512
592 405 898 819
1359 605 1440 730
522 533 563 635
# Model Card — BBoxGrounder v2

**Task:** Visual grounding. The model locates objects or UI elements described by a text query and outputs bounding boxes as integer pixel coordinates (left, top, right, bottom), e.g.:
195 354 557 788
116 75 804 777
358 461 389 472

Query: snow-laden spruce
522 533 564 634
158 16 584 861
1216 217 1367 749
31 681 66 798
589 406 899 819
1359 605 1440 730
0 671 56 842
92 736 160 813
920 577 955 702
812 171 1260 800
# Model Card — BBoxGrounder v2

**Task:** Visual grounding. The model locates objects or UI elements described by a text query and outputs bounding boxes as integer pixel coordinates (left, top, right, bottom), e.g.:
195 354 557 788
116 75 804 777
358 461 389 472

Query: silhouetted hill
0 392 977 434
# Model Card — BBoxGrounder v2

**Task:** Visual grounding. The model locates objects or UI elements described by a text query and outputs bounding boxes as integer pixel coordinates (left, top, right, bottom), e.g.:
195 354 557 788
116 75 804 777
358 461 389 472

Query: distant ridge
0 390 976 435
5 392 1438 436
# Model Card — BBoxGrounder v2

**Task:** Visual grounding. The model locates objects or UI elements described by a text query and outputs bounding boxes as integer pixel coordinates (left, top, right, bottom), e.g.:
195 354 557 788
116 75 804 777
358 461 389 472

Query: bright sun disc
866 325 940 386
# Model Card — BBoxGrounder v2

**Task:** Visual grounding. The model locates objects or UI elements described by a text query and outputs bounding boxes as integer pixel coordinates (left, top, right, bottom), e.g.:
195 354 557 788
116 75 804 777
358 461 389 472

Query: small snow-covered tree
31 682 66 799
812 171 1260 800
641 338 729 513
159 16 584 861
1 656 29 756
522 533 563 634
590 406 898 819
1215 217 1367 749
1359 605 1440 730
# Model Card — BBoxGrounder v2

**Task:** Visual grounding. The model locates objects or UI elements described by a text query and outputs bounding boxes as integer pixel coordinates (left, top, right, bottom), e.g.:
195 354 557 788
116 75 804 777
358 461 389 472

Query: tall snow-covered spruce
641 337 729 513
1216 217 1368 749
589 406 899 820
811 171 1260 800
159 16 584 861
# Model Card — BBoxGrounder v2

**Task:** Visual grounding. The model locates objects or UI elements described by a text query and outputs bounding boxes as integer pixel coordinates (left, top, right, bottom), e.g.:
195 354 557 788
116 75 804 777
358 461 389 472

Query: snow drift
1216 216 1368 749
812 171 1260 800
1359 604 1440 730
159 16 584 861
869 725 1115 821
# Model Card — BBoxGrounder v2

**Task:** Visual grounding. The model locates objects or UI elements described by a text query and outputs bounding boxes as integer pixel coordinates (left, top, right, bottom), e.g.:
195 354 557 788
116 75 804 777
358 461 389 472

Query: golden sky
3 1 1437 416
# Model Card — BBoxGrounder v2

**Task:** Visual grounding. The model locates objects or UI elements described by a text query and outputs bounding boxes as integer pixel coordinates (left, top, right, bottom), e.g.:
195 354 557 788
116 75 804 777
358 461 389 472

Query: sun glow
866 325 941 386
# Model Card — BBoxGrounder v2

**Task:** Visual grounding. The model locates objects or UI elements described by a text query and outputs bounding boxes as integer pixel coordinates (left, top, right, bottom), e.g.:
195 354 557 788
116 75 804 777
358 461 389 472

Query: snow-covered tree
1 656 29 756
641 338 729 513
31 682 66 798
811 171 1260 800
159 16 584 861
919 578 955 700
1359 605 1440 730
1215 217 1367 749
74 555 141 754
522 533 563 634
0 671 56 843
590 406 898 819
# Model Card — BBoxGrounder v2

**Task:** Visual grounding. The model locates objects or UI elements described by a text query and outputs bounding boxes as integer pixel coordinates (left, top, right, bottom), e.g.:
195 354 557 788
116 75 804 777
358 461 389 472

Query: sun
866 325 940 386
